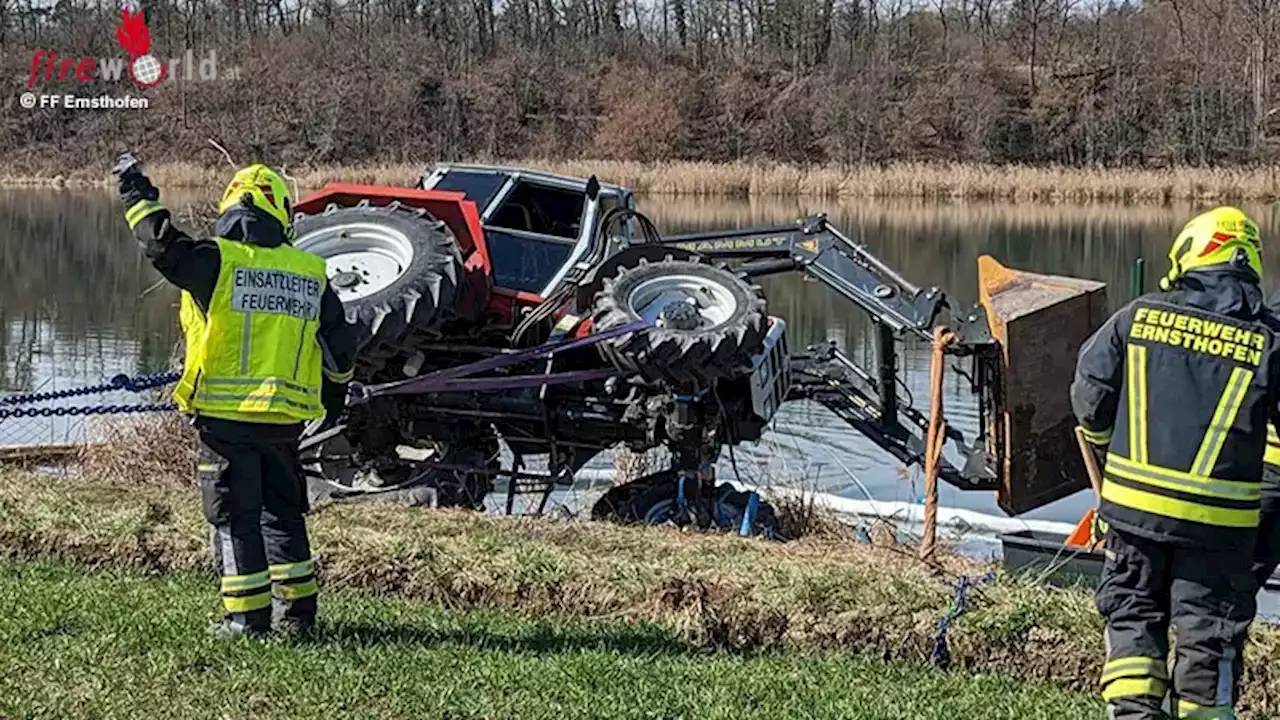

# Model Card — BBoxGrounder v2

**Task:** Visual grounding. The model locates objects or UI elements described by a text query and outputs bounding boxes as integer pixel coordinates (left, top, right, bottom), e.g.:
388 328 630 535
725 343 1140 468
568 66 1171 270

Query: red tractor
293 164 1107 538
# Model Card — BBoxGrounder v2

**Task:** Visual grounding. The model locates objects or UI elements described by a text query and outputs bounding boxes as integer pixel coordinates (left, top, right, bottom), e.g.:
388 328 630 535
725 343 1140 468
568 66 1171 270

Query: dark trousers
1096 528 1256 719
196 417 316 631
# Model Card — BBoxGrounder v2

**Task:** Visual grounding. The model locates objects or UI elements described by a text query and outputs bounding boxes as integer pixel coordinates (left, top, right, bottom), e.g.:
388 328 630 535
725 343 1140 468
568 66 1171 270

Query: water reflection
1 190 1269 527
0 190 183 443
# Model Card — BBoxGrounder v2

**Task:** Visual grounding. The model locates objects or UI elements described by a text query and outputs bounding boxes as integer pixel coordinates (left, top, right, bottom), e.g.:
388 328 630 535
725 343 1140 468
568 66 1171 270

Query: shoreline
5 159 1280 203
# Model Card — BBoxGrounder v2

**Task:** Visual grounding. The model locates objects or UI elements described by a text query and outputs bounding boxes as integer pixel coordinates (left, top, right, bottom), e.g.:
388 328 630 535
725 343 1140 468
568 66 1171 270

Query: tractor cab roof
424 162 629 193
420 163 631 208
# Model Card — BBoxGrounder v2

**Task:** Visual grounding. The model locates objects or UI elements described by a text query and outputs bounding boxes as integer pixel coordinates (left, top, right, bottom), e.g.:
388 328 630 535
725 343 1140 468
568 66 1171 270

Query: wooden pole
1073 426 1103 500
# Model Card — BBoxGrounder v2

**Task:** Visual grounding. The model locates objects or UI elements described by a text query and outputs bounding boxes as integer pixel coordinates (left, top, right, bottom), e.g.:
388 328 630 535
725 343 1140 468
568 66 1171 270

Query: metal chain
0 403 178 420
0 371 181 407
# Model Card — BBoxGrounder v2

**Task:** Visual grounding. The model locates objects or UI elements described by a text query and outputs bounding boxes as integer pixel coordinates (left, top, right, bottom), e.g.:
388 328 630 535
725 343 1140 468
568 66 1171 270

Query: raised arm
115 154 219 309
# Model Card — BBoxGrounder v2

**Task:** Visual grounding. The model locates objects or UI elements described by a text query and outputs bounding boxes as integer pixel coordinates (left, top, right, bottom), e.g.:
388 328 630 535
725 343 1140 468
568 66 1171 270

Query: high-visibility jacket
1073 290 1280 548
173 238 329 424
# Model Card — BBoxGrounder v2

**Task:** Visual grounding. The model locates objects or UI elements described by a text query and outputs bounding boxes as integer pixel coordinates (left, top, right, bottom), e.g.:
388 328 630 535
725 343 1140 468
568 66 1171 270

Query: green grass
0 560 1102 720
0 469 1110 681
6 470 1280 715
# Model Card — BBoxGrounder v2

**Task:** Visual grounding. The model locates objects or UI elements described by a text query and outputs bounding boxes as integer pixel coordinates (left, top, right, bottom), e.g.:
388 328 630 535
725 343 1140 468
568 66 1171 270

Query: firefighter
1071 206 1280 719
114 155 356 638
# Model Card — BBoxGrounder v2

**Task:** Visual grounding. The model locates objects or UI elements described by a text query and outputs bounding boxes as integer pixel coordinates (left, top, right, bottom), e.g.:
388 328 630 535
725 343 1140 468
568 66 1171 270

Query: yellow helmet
1160 206 1262 290
217 164 294 239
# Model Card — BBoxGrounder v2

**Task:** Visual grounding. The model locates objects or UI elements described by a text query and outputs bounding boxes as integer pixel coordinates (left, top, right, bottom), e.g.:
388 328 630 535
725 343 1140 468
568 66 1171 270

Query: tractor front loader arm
664 216 971 342
658 215 1109 516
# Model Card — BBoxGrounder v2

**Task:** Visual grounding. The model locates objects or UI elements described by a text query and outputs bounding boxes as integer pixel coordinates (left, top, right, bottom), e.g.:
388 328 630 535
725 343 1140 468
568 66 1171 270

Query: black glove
113 151 159 207
320 378 348 430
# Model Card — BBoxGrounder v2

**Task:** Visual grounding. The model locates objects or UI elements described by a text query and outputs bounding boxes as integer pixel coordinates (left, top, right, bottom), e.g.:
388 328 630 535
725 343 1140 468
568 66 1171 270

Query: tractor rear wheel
293 202 463 365
590 255 767 387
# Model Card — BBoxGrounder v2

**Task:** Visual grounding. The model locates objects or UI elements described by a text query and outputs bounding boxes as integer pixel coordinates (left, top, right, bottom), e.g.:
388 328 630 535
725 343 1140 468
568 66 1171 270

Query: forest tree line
2 0 1278 171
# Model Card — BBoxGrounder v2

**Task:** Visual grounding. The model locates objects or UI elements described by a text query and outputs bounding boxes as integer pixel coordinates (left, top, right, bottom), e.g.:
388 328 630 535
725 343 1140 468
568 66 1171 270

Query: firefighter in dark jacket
115 156 356 638
1071 206 1280 720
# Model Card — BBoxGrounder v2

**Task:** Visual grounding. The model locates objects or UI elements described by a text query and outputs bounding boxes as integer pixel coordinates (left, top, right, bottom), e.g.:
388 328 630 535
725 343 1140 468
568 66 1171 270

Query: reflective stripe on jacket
1267 424 1280 468
173 238 328 424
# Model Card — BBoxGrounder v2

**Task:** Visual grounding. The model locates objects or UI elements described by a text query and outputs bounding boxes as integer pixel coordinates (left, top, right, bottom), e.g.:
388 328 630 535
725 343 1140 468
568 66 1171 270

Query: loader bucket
978 255 1108 515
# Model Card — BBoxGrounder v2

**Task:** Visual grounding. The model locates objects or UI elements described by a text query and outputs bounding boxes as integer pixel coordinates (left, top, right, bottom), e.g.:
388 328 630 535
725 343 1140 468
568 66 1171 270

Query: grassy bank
8 160 1280 203
3 470 1280 715
0 471 1101 677
0 560 1101 720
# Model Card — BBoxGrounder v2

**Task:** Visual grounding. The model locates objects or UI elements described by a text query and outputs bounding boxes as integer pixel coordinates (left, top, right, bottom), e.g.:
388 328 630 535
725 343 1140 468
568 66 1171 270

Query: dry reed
646 195 1194 231
78 413 196 489
771 491 864 542
10 160 1280 204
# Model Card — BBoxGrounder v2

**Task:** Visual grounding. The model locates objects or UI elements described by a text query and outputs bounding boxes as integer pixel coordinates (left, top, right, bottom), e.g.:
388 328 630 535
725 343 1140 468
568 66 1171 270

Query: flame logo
116 9 151 56
115 8 166 87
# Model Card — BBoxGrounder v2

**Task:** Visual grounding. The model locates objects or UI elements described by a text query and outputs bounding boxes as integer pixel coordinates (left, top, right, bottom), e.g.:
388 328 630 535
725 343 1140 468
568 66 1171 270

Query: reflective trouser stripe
221 571 270 593
1192 367 1253 477
1080 425 1113 445
275 579 318 600
270 559 318 601
1102 655 1167 702
220 571 271 614
1104 676 1167 702
223 590 273 614
1176 698 1235 719
125 199 164 229
269 560 314 581
1101 656 1168 685
1127 344 1149 463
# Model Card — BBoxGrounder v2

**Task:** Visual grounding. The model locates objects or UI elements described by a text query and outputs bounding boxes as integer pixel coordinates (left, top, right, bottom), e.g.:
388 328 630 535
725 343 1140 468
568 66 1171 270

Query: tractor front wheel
590 255 767 387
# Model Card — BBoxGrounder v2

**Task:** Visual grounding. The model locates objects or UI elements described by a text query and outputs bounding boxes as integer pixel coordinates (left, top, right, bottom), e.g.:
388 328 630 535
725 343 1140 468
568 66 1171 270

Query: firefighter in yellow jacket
115 154 356 638
1072 207 1280 719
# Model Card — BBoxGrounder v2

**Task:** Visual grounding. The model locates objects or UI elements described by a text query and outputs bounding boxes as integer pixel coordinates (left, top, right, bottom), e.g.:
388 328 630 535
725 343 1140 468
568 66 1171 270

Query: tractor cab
421 164 636 297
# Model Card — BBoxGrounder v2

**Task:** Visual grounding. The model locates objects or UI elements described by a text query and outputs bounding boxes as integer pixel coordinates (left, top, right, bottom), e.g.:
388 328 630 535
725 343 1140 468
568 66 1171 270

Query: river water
5 189 1280 536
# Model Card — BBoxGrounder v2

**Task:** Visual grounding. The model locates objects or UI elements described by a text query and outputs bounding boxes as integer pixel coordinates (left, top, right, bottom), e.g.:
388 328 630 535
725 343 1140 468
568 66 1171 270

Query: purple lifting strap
359 319 646 399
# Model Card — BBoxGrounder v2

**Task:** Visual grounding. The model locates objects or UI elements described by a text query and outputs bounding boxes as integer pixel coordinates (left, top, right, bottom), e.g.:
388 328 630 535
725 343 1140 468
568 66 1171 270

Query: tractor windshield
483 179 588 295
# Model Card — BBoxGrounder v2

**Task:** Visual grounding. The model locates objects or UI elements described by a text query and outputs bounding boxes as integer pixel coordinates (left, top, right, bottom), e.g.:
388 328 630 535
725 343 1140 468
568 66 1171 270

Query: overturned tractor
293 164 1108 537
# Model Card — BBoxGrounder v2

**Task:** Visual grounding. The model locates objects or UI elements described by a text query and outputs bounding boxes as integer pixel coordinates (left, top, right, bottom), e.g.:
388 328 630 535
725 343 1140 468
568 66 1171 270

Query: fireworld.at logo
25 6 241 90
